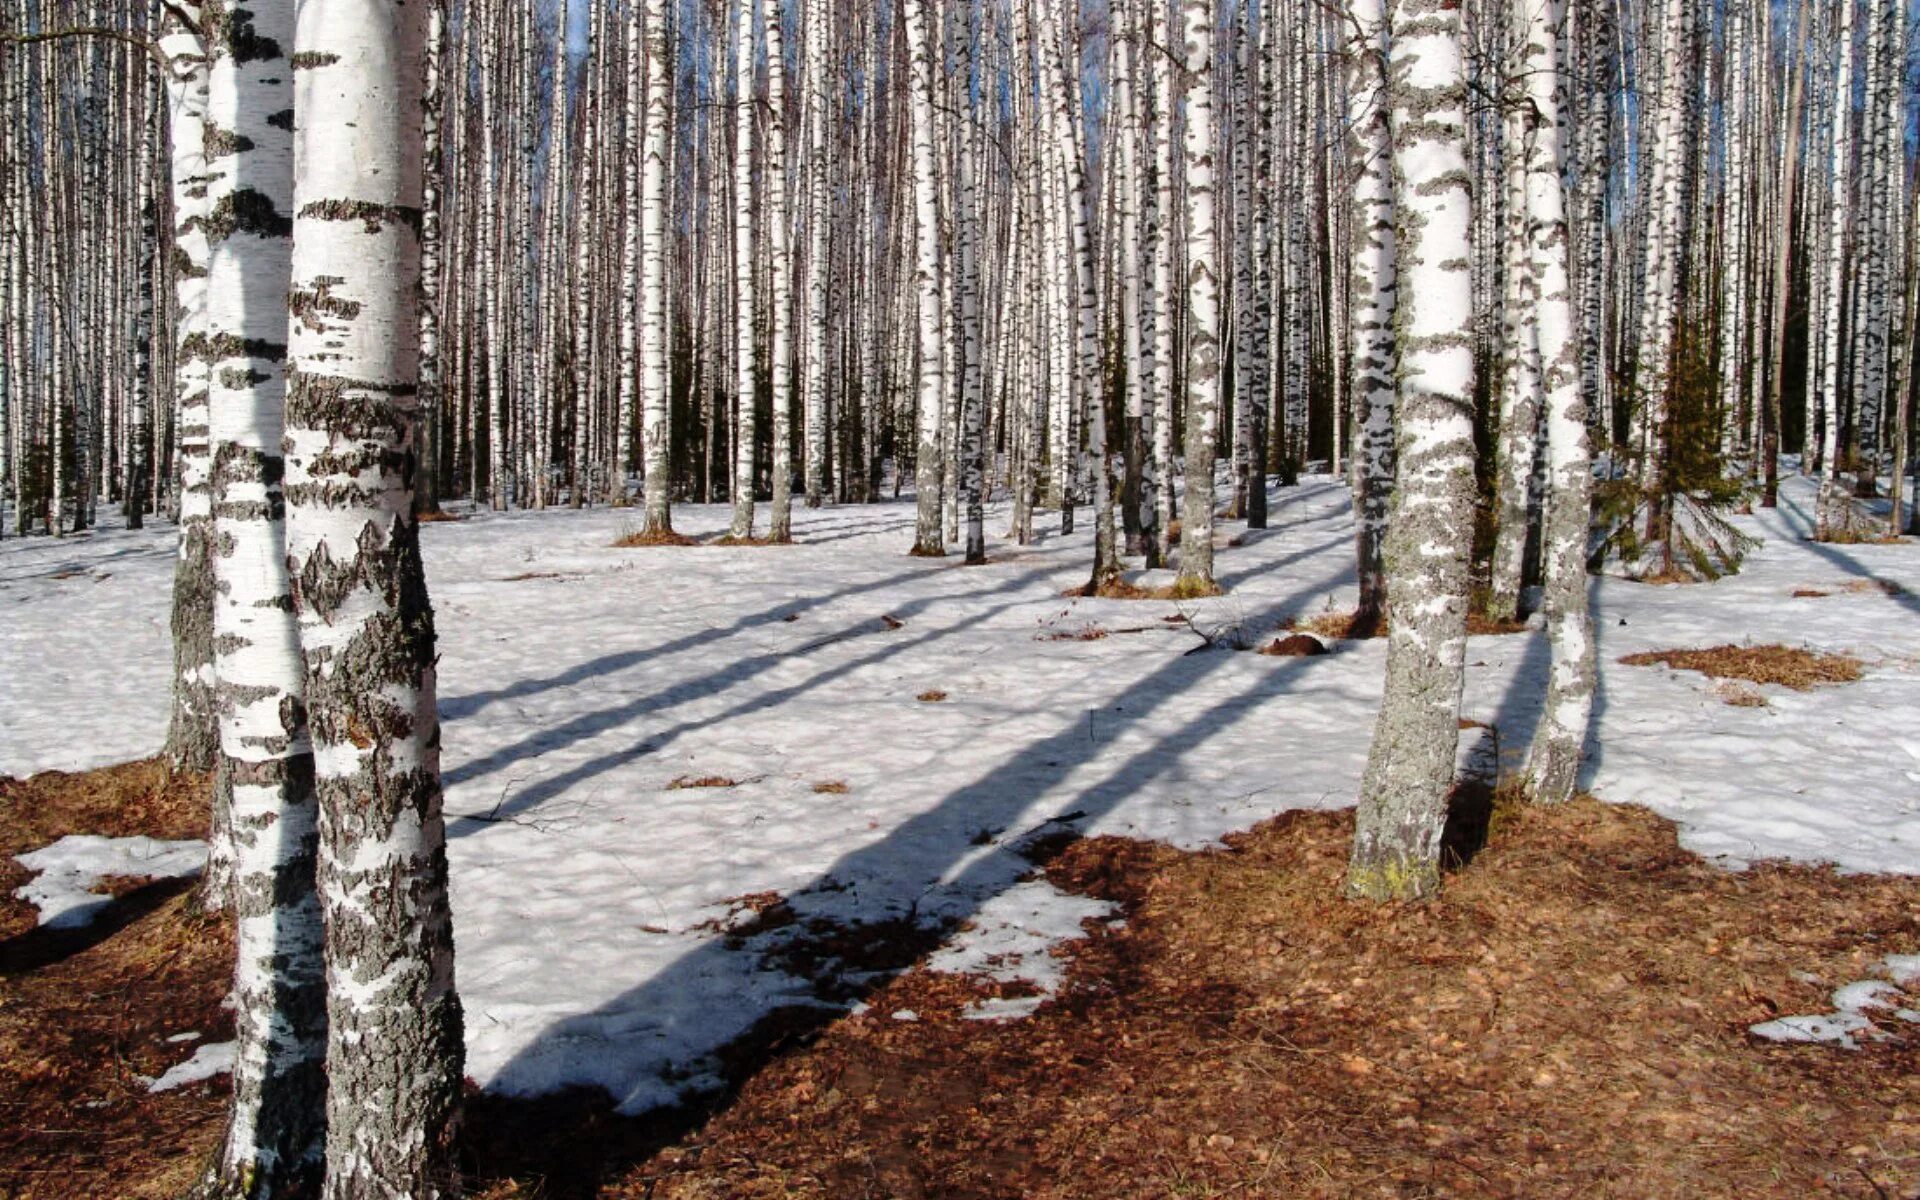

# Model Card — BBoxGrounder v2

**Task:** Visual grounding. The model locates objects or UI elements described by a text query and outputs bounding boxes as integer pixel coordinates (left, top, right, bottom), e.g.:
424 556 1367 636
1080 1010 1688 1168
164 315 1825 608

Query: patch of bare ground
1621 644 1865 690
916 690 949 703
611 527 700 548
1793 579 1906 599
1285 605 1526 642
1063 578 1224 602
1258 633 1329 657
610 800 1920 1200
14 765 1920 1199
415 508 464 523
667 775 739 791
1037 625 1111 642
811 780 851 795
0 760 229 1198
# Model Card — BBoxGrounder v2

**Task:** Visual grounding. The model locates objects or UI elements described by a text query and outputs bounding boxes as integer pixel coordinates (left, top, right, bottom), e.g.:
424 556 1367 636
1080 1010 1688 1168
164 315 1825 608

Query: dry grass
1038 626 1111 642
626 801 1920 1200
1285 605 1525 641
1817 531 1905 547
415 508 465 524
916 690 949 703
1792 579 1905 599
612 527 699 549
1620 644 1865 691
1286 610 1378 641
1062 578 1210 602
810 781 851 796
667 775 739 791
0 761 229 1198
1714 681 1771 708
9 763 1920 1200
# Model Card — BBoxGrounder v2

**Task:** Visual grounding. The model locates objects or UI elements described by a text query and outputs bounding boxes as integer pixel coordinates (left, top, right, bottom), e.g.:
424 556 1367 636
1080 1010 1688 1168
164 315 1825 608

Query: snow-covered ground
4 475 1918 1111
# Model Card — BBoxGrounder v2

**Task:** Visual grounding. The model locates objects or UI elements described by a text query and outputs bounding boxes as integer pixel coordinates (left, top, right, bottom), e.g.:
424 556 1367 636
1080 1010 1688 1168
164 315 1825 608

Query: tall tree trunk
1346 0 1478 903
284 0 464 1190
161 1 220 773
1174 0 1220 596
727 0 758 540
640 0 676 535
1346 0 1395 637
905 0 946 556
193 3 328 1191
1520 0 1596 806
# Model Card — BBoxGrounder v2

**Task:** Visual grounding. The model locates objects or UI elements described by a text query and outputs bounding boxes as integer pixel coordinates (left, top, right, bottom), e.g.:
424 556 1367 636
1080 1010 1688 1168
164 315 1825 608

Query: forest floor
1 761 1917 1198
4 474 1920 1196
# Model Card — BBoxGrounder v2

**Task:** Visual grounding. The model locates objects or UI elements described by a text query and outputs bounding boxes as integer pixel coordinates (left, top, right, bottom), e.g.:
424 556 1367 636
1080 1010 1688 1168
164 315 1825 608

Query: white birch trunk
1519 0 1595 806
1346 0 1395 634
1347 0 1478 902
284 0 464 1188
1175 0 1220 595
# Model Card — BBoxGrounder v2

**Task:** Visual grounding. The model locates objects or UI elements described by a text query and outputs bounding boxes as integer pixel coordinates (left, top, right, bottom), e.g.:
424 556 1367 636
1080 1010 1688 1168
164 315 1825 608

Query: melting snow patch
1883 955 1920 987
145 1041 235 1093
925 877 1114 1021
1750 969 1920 1049
13 836 208 928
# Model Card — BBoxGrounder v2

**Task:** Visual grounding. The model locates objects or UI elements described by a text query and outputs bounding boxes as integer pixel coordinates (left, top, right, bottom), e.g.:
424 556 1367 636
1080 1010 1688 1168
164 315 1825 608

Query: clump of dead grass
612 526 699 549
1791 578 1904 599
1712 681 1771 708
1283 603 1524 641
667 775 738 790
1284 610 1373 641
811 780 850 795
1063 577 1219 602
628 798 1920 1200
1039 625 1111 642
1620 644 1865 690
916 690 949 703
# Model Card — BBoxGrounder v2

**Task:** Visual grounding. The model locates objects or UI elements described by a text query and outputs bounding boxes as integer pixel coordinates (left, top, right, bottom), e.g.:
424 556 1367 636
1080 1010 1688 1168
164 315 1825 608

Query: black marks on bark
298 199 425 236
204 187 293 243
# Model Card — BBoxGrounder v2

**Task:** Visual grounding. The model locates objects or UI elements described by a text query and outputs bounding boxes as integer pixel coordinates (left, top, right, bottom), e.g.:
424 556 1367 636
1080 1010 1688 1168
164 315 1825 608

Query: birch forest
4 0 1920 1195
5 0 1914 551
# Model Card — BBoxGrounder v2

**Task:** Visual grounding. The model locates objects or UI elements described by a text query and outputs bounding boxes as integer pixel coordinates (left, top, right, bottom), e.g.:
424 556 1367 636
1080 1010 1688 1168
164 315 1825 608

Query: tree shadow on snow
463 551 1357 1196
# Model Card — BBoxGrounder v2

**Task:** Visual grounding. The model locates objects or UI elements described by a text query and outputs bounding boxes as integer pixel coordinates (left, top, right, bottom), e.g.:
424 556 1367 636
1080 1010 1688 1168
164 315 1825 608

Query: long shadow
467 552 1354 1195
1778 490 1920 619
441 559 944 722
1478 627 1554 784
0 876 197 975
449 532 1356 835
1217 531 1352 594
451 567 1059 833
793 515 922 545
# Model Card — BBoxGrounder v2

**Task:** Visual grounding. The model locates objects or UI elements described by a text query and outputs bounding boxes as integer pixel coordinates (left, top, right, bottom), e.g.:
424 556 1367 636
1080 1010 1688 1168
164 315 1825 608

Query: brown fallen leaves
624 801 1920 1200
1621 644 1865 691
10 764 1920 1200
0 760 230 1200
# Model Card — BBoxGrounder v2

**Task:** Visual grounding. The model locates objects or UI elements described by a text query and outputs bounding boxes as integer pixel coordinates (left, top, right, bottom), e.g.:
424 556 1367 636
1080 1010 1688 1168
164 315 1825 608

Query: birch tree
284 0 464 1189
1347 0 1477 902
195 1 326 1189
1174 0 1221 597
727 0 758 541
640 0 677 537
905 0 945 557
1346 0 1395 636
161 0 220 772
1519 0 1595 806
